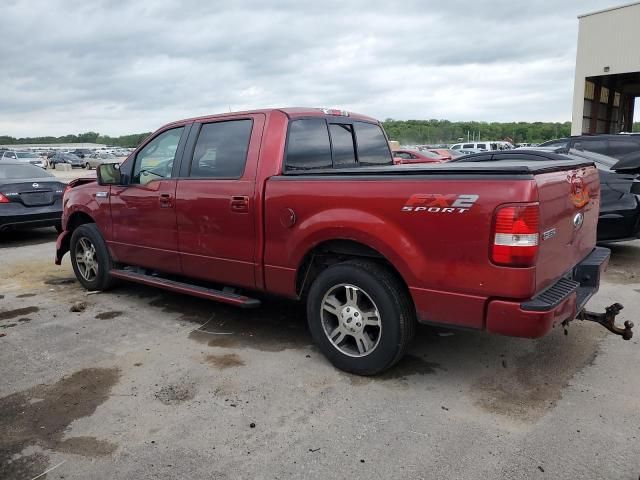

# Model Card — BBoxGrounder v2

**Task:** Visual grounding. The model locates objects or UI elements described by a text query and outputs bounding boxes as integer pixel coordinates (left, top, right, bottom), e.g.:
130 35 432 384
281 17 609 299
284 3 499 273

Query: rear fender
290 209 423 288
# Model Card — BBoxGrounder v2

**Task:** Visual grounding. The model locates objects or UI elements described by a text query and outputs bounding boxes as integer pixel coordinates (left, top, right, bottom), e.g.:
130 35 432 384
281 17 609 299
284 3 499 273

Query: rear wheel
306 260 415 375
70 224 116 291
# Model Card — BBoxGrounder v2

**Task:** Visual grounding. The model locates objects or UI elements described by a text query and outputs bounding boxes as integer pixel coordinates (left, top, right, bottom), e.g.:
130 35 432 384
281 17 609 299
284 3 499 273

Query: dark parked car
49 152 86 168
538 134 640 160
0 163 66 232
70 148 93 159
451 148 640 242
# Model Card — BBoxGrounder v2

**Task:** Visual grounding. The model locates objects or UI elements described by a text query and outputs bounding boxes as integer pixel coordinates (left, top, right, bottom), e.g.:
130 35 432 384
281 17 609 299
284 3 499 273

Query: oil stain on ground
472 326 606 422
15 293 36 299
95 311 124 320
146 291 311 352
155 382 196 405
191 306 310 353
0 306 39 321
206 353 245 369
0 367 121 479
43 277 76 286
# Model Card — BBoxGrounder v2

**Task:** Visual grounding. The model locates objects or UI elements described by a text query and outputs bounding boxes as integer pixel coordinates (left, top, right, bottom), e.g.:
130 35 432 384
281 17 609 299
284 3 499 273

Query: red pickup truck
55 108 633 375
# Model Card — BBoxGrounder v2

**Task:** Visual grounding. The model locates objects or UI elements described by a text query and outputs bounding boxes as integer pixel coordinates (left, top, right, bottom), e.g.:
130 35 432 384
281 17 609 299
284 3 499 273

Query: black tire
70 223 116 291
84 163 90 169
306 260 416 375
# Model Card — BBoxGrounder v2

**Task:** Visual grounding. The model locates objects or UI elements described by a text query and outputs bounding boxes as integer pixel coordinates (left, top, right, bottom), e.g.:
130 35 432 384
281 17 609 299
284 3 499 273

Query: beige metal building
571 2 640 135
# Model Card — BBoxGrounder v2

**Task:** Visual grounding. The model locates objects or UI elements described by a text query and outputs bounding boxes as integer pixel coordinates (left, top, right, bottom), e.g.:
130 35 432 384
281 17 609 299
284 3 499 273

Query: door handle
159 193 173 208
230 195 249 213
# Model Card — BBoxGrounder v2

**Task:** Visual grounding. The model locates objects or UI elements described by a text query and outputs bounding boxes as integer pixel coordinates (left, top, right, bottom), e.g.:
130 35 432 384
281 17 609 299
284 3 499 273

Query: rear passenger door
175 114 265 288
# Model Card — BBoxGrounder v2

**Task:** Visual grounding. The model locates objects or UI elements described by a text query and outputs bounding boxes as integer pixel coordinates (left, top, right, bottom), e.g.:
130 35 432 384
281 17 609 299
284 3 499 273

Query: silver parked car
1 150 47 168
86 152 121 169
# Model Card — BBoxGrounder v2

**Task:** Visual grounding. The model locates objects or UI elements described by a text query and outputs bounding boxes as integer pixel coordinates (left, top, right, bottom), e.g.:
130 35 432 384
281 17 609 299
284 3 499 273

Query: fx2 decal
402 194 479 213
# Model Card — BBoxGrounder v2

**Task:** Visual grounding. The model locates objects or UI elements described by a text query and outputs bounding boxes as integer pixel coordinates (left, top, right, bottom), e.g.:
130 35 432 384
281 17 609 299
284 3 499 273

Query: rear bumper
0 209 62 231
486 247 610 338
597 196 640 242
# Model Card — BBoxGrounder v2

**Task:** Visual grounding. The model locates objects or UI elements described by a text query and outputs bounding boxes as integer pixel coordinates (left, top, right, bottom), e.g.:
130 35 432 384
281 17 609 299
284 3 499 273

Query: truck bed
281 159 595 176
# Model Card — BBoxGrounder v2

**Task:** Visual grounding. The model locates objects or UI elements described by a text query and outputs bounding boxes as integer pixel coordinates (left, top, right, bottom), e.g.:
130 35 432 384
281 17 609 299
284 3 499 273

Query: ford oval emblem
573 212 584 229
32 183 40 188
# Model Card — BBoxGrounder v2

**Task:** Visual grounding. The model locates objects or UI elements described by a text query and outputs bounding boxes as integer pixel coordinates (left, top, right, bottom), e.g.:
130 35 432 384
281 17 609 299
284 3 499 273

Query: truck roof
163 107 379 130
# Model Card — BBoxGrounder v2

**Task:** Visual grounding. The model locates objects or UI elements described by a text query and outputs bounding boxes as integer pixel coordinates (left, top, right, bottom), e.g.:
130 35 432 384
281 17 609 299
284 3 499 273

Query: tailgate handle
230 195 249 213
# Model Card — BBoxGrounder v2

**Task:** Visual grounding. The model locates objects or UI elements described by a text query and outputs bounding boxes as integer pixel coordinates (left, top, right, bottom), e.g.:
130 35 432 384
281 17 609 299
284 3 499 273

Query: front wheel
70 223 116 291
306 260 416 375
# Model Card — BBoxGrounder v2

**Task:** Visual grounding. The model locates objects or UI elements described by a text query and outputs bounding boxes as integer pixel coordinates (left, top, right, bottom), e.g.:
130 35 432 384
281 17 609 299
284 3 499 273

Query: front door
176 114 264 289
108 126 187 274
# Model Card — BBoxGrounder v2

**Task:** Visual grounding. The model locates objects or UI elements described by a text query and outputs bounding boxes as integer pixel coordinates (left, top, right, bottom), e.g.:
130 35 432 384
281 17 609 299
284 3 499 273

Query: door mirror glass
97 163 122 185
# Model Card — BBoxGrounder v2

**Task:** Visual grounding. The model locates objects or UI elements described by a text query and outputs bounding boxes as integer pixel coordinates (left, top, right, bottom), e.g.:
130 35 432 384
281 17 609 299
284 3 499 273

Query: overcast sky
0 0 625 137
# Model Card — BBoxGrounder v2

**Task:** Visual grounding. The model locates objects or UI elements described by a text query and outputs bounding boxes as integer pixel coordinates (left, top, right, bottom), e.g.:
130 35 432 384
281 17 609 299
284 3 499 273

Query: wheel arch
55 210 98 265
295 238 412 300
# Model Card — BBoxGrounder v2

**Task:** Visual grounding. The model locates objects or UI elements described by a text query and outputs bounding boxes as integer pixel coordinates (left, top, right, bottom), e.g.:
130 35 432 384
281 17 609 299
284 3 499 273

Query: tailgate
534 165 600 293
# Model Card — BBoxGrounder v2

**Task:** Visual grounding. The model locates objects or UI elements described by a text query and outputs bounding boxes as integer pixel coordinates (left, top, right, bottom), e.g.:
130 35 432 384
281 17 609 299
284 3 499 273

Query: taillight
0 193 9 203
491 203 539 267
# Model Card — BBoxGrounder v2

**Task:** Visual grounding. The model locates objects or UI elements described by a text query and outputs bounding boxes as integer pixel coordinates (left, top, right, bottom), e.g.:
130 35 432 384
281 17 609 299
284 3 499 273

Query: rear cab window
285 117 391 172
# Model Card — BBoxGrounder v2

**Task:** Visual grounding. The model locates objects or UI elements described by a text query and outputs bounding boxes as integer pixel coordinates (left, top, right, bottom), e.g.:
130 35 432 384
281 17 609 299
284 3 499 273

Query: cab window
189 120 253 178
132 127 184 185
353 122 392 166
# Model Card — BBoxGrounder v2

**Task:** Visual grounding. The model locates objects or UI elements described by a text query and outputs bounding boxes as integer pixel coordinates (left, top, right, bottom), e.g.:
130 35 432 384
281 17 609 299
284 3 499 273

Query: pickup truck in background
55 108 633 375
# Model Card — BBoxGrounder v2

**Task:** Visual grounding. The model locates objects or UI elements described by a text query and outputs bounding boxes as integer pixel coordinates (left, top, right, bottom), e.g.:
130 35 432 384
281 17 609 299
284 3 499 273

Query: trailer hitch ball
578 303 634 340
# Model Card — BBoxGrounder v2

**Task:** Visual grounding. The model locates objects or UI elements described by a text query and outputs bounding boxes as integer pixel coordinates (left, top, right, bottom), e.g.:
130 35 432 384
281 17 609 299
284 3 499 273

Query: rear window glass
575 139 607 154
329 124 357 167
353 122 392 166
286 119 332 171
0 164 54 179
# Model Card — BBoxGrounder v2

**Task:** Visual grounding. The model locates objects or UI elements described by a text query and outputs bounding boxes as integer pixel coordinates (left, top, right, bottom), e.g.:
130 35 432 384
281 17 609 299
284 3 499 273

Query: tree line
381 120 640 145
0 131 152 148
1 121 639 148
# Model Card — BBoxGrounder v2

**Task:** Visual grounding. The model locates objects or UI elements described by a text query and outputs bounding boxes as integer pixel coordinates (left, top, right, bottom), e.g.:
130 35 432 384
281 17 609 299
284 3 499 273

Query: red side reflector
492 204 539 267
63 184 72 196
0 193 9 203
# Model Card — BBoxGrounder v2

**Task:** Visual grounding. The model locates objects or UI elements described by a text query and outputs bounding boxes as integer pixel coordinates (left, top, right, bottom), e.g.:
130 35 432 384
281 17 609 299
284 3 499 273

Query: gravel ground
1 230 639 480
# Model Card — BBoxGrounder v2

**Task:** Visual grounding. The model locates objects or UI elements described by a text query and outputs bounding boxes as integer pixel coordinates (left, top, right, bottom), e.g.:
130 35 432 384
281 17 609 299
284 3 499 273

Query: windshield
0 164 55 179
17 152 39 158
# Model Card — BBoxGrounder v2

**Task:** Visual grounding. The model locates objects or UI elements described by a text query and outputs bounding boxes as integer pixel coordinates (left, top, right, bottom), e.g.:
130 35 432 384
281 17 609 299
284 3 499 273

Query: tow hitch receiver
578 303 634 340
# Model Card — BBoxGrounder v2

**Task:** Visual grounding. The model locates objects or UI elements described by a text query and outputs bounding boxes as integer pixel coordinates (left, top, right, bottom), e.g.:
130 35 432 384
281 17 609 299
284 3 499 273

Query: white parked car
451 141 514 151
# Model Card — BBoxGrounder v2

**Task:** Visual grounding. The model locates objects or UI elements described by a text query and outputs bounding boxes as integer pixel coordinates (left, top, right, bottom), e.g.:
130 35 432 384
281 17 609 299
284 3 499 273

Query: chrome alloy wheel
75 237 98 282
320 284 382 357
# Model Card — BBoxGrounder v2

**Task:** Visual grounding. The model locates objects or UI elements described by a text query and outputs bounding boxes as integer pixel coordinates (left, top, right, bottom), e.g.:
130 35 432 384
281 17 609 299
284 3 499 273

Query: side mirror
97 163 122 185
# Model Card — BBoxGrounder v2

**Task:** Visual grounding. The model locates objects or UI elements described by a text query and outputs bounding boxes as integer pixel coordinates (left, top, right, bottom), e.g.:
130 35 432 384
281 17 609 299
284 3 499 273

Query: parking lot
1 227 638 479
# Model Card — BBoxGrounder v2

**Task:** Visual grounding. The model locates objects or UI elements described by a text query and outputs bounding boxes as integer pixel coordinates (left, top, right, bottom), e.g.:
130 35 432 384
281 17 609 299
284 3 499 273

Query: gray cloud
0 0 623 136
